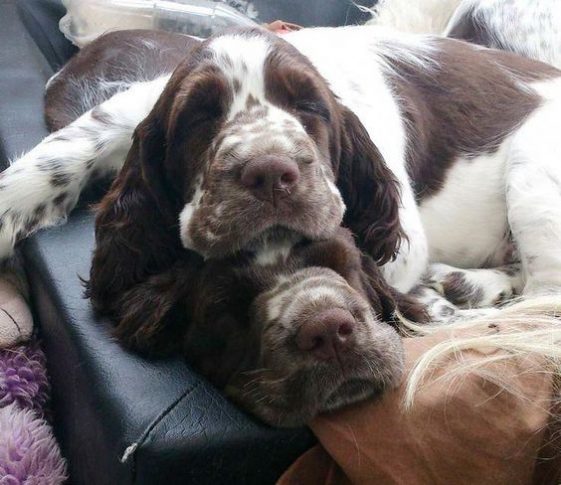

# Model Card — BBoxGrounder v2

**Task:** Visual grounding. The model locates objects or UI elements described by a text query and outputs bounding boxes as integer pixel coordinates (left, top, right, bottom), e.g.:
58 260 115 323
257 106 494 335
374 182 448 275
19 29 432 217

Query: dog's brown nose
295 308 355 361
241 155 299 204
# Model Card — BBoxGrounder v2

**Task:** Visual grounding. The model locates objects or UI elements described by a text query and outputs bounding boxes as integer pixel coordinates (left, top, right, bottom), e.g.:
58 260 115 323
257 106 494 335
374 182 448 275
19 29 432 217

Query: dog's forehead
203 32 310 160
206 32 307 124
207 33 272 117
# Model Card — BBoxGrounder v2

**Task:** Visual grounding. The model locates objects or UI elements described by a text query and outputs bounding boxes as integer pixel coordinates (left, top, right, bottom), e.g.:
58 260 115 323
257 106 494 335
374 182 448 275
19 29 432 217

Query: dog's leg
507 93 561 295
0 76 168 260
425 263 524 308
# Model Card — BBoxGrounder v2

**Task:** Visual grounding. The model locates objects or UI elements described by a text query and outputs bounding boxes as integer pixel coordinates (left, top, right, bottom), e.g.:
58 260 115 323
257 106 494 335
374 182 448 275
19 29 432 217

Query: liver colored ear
359 253 428 325
111 258 203 356
87 116 183 317
337 106 405 265
86 114 204 354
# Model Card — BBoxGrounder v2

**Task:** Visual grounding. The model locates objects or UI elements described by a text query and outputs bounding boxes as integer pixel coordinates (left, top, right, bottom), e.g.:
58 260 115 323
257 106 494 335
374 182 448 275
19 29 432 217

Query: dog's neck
244 227 305 267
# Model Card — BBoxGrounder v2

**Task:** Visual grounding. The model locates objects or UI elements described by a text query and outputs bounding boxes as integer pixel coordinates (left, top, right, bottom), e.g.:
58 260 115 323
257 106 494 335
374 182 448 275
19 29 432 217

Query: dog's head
170 32 347 258
89 28 403 316
182 229 423 427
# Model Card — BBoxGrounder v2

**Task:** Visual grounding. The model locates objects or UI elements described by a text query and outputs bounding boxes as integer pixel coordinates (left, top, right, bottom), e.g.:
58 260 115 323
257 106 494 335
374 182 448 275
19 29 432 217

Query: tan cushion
279 324 560 485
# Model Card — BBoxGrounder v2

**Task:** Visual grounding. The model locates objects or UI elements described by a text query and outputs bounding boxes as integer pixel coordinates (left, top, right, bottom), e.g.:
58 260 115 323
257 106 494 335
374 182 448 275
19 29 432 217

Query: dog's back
44 29 198 131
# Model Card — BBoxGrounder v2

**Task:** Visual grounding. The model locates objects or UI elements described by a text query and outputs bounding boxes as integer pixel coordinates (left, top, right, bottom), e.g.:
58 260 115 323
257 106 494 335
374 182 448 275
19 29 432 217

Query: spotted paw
425 263 523 309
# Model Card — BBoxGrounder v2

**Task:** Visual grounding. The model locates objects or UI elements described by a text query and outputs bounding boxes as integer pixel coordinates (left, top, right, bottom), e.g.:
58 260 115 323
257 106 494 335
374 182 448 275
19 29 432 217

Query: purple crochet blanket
0 341 67 484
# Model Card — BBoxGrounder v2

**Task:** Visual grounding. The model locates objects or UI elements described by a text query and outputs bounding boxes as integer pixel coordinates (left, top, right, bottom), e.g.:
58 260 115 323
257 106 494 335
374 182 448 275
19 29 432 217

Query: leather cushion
17 0 78 71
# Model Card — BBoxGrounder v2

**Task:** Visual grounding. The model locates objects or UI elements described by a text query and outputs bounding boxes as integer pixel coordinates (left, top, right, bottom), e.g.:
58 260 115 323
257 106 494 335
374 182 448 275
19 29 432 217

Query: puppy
109 228 425 426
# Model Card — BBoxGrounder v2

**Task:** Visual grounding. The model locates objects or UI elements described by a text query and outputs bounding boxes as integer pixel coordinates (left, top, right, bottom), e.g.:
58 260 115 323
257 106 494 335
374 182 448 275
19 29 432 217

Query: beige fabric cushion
279 325 560 485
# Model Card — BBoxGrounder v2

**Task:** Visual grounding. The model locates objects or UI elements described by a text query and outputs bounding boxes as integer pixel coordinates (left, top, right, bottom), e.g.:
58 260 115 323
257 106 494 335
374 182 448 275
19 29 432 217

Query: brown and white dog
109 227 423 426
2 25 561 423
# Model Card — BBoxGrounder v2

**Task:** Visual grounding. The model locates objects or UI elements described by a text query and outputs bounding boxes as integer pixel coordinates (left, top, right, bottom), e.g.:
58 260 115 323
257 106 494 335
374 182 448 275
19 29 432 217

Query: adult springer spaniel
1 26 561 423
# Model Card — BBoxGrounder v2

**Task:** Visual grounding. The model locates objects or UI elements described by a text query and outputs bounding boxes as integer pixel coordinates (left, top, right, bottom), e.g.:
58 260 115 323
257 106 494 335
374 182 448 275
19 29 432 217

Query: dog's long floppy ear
337 106 405 265
87 113 185 320
111 258 203 355
359 254 428 325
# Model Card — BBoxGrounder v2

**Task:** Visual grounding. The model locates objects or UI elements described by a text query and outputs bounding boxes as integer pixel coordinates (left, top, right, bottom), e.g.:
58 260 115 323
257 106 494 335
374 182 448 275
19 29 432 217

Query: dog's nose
295 308 355 361
241 155 299 204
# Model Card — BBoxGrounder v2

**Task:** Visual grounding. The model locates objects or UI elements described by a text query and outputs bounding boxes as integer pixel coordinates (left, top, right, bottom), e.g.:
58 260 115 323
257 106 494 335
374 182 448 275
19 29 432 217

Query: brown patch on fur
386 39 559 201
90 105 112 125
52 192 69 207
232 77 241 93
442 271 484 306
50 172 71 187
34 203 47 220
246 94 261 109
45 30 201 131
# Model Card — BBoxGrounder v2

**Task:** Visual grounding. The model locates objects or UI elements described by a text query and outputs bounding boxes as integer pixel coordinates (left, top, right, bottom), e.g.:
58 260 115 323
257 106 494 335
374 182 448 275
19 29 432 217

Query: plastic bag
59 0 259 47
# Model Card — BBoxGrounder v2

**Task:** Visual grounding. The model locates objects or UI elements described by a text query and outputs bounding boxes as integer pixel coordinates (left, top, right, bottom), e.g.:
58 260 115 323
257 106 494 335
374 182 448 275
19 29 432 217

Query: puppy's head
164 30 347 258
240 266 404 426
184 230 413 427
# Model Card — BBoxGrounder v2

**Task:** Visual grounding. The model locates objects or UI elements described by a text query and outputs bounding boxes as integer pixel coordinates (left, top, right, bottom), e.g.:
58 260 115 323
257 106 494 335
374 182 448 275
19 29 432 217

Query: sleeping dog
109 227 424 426
2 26 561 423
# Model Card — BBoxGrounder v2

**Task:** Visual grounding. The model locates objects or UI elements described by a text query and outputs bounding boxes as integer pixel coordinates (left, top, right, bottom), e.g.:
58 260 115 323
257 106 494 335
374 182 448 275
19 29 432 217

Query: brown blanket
279 325 561 484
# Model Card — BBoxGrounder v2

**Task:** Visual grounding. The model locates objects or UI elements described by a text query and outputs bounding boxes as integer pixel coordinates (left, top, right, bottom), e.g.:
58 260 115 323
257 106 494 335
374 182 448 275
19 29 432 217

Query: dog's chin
242 380 384 428
234 356 404 428
187 196 344 258
195 223 337 259
321 378 386 413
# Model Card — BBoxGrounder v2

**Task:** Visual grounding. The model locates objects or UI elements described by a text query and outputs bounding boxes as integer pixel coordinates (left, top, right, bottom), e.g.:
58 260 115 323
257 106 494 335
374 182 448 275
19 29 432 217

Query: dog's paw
426 263 523 309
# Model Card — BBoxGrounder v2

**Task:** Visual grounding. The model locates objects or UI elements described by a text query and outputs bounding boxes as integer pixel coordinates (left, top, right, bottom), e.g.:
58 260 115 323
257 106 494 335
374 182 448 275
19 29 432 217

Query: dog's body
2 26 561 422
14 26 561 295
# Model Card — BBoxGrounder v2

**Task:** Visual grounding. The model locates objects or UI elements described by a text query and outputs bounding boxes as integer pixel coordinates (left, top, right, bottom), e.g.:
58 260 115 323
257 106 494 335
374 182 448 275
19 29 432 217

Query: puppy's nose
295 308 355 361
241 155 299 204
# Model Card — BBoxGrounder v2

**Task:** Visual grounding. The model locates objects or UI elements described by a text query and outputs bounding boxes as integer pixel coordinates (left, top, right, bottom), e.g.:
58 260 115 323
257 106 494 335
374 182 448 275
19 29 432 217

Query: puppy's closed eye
295 100 331 122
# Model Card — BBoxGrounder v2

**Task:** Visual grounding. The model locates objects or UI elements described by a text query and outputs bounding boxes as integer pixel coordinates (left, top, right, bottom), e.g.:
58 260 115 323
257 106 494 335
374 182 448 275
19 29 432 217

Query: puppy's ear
337 106 405 265
359 254 427 324
87 115 184 318
111 258 203 355
389 288 430 325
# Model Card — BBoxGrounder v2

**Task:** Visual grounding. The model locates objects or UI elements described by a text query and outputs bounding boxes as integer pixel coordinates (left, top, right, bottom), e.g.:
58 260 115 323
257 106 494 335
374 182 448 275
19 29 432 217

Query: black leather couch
0 1 373 483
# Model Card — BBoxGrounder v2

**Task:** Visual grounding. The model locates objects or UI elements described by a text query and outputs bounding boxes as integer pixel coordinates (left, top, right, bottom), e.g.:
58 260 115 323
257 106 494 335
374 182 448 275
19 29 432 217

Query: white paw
426 264 521 309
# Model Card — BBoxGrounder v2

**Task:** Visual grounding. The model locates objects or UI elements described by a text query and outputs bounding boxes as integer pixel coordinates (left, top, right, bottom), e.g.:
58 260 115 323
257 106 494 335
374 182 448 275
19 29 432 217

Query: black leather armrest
17 0 78 71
